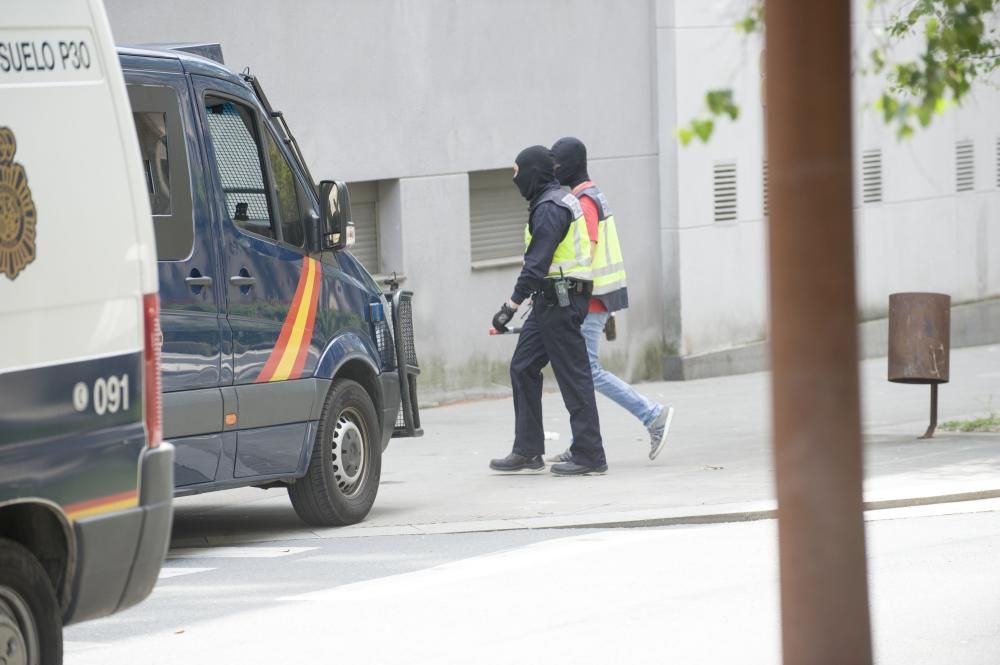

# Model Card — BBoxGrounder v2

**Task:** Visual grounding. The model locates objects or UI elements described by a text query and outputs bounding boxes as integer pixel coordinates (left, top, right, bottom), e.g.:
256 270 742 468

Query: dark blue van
120 43 421 527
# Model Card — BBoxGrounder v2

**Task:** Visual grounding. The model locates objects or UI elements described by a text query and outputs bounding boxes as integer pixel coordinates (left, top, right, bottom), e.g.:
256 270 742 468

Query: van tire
289 379 382 526
0 538 62 665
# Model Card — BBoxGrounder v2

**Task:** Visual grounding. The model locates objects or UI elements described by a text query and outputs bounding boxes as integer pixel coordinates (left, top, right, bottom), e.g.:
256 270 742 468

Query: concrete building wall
853 11 1000 323
104 0 660 180
659 0 1000 360
658 1 770 357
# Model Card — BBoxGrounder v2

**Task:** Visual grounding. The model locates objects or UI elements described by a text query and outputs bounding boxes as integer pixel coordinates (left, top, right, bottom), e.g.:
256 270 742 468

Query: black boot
489 452 545 472
550 460 608 476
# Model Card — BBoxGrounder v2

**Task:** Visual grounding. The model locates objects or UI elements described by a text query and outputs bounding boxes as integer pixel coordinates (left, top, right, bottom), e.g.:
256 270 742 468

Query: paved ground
170 344 1000 547
68 502 1000 663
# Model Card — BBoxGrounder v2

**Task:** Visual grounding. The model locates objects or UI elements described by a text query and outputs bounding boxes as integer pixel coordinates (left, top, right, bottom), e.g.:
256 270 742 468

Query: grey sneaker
648 406 674 460
546 448 573 463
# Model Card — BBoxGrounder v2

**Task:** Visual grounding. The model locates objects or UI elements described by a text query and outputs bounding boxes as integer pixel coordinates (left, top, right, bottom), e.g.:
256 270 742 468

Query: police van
0 0 175 662
119 42 422 527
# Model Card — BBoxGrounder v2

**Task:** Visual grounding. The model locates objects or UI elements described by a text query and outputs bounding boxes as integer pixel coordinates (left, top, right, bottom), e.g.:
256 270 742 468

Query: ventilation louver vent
713 162 737 223
762 160 769 218
956 140 975 193
469 169 526 263
862 148 882 204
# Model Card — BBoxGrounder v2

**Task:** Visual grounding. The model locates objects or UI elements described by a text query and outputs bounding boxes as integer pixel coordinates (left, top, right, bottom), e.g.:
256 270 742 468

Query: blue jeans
582 311 662 428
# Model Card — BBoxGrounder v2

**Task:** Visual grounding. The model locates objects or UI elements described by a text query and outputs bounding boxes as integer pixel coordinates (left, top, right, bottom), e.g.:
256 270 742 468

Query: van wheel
0 539 62 665
289 379 381 526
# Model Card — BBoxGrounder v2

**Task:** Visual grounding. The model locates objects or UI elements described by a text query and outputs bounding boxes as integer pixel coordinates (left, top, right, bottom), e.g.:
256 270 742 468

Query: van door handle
229 276 257 287
185 276 213 287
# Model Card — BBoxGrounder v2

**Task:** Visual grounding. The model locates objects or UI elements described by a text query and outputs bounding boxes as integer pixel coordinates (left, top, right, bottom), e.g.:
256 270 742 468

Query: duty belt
539 278 593 300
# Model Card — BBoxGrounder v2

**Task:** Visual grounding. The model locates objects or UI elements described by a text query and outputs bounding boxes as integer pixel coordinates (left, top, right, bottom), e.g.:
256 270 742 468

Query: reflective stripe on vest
524 191 593 280
576 185 628 311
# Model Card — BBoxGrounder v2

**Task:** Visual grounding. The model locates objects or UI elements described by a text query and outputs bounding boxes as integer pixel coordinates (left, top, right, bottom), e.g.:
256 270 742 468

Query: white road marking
157 567 214 579
167 546 316 559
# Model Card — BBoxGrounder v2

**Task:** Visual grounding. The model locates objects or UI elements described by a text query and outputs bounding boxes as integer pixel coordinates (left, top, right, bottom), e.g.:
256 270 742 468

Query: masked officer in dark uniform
489 145 608 475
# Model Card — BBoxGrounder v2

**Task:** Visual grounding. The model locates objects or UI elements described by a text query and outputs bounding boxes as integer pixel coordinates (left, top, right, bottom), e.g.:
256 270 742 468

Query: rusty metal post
888 292 951 438
926 383 938 438
765 2 873 664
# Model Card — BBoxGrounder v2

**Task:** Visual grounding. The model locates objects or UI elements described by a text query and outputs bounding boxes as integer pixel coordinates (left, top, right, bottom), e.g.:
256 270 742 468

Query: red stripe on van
289 260 322 378
256 260 312 383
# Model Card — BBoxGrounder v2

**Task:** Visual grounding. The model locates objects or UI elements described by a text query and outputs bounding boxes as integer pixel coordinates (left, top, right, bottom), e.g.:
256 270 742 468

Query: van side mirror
318 180 354 251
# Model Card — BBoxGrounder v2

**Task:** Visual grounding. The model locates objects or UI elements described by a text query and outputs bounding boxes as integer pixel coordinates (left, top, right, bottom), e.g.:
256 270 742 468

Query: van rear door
123 63 228 486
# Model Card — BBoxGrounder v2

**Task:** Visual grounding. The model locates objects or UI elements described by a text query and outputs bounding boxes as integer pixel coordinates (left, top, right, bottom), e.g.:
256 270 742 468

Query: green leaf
693 119 715 142
706 89 739 120
876 93 900 123
871 48 886 72
916 103 934 126
734 2 763 34
676 127 694 146
925 17 940 38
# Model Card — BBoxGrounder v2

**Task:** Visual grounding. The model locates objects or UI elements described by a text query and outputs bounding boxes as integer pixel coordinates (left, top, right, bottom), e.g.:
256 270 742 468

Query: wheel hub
331 412 366 495
0 589 32 665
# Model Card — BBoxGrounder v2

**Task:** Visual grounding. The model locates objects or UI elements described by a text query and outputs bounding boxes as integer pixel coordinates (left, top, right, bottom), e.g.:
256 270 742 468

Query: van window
203 96 276 240
127 83 195 261
134 112 172 214
264 130 305 248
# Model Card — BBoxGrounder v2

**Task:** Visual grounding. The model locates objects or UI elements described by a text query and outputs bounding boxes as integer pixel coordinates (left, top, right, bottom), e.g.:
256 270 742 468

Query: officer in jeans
489 145 609 476
548 136 674 462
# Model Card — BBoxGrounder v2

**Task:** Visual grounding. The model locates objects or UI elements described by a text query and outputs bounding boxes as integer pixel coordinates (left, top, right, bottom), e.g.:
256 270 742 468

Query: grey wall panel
105 0 659 182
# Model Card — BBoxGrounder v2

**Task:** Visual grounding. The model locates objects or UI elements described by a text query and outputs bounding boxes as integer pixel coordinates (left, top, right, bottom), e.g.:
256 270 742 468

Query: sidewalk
171 344 1000 547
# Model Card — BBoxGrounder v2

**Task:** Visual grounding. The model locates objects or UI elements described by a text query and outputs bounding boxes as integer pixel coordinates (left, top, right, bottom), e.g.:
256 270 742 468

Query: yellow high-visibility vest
524 190 593 280
576 185 628 311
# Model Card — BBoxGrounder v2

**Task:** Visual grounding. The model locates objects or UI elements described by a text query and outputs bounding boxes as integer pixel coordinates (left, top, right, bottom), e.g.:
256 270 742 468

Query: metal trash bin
888 292 951 438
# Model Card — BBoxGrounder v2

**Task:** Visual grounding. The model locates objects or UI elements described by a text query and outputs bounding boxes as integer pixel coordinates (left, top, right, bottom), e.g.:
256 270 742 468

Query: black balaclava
513 145 557 201
551 136 589 188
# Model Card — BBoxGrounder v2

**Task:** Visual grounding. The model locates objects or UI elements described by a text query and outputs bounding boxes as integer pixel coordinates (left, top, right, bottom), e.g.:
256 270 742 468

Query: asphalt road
65 499 1000 664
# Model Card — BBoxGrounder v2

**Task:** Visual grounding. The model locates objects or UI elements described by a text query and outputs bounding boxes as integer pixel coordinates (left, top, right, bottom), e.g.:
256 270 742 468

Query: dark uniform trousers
510 290 606 468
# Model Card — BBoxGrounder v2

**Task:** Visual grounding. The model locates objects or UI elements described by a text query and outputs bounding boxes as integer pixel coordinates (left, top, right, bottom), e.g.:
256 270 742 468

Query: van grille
390 290 421 437
374 318 395 370
394 295 418 369
395 386 416 430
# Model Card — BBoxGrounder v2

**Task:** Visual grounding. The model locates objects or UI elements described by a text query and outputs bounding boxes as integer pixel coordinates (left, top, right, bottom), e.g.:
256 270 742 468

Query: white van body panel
0 0 157 373
0 0 174 645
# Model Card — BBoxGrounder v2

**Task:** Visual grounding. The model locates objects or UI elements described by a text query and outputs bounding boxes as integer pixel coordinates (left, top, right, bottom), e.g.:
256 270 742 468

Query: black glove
492 302 516 332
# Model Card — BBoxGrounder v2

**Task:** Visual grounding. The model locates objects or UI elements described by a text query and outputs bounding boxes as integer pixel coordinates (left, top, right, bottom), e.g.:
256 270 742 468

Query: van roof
117 43 244 85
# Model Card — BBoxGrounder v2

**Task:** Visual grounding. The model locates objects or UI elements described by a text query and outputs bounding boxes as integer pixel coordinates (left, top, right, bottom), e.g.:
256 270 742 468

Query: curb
169 487 1000 549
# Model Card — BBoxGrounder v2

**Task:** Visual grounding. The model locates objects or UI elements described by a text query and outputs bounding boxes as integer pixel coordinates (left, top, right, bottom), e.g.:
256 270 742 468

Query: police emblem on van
0 127 37 280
